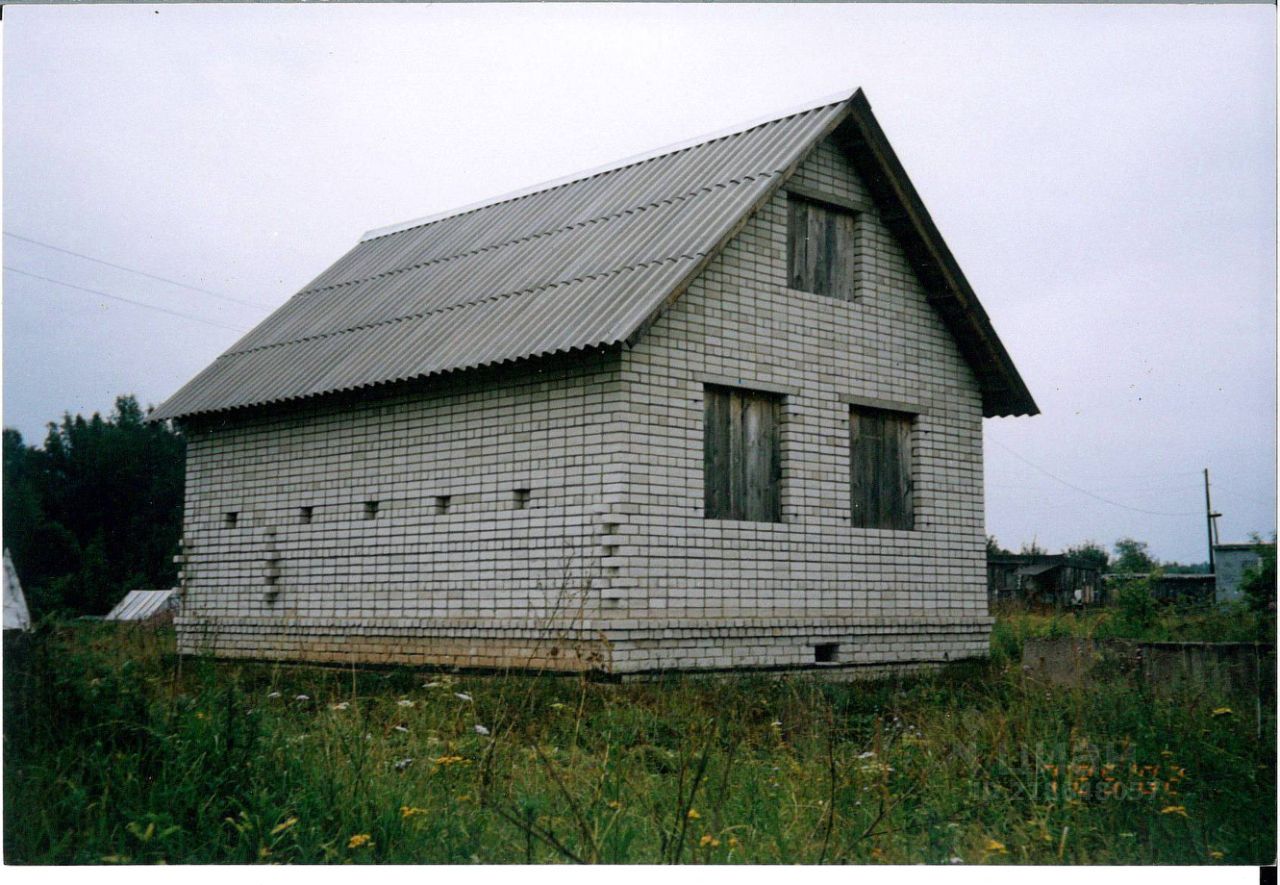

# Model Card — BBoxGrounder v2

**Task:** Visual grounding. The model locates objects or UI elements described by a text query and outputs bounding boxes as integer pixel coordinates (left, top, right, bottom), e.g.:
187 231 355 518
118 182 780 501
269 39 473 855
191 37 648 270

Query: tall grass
4 619 1275 864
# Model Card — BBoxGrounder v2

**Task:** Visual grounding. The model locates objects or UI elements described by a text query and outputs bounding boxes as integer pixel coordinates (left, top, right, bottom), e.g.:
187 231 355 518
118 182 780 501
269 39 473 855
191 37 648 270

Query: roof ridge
222 253 703 359
358 89 856 243
299 173 768 299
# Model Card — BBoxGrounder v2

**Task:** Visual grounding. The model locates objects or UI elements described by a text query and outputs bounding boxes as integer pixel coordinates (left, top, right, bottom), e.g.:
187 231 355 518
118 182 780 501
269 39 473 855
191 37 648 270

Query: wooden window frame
787 193 859 301
849 405 915 531
703 384 783 523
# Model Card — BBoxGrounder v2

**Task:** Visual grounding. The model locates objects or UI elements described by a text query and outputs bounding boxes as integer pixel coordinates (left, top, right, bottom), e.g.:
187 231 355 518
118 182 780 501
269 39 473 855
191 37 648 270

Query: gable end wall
606 136 991 673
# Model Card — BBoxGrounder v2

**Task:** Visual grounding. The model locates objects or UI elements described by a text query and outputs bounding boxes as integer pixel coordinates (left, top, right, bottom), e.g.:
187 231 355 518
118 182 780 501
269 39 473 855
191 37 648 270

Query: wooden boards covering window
849 406 914 530
704 386 782 522
787 195 857 301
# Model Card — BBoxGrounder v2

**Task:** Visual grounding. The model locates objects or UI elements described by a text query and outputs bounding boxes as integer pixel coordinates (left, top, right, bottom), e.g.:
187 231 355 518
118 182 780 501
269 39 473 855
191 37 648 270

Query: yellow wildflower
401 806 428 819
687 809 700 820
1212 707 1233 717
727 836 740 849
984 839 1008 854
1210 850 1225 860
699 834 721 848
347 833 373 849
607 800 622 810
259 846 272 859
1160 806 1188 818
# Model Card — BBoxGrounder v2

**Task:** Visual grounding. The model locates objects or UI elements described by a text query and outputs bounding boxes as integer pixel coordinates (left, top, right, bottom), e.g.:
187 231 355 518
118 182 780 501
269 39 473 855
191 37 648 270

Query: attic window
787 194 857 300
223 512 238 529
364 501 379 520
513 489 531 510
434 495 451 515
299 506 314 525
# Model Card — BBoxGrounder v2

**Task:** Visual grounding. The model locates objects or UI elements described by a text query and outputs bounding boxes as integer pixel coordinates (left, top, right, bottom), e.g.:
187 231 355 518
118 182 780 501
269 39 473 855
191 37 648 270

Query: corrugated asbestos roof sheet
152 98 850 420
105 589 179 621
153 89 1037 420
3 549 30 631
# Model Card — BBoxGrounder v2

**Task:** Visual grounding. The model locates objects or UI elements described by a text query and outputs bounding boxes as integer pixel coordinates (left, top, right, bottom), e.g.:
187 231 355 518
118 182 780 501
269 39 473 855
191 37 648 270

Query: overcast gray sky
3 3 1274 564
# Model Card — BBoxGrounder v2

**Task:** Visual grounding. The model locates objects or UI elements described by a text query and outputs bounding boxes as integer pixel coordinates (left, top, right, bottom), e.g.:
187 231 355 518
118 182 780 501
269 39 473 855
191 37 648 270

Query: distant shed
105 589 180 626
987 555 1104 608
1214 543 1274 603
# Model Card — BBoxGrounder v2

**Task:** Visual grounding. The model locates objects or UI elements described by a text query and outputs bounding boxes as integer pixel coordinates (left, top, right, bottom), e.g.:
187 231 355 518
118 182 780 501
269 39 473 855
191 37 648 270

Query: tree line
4 395 185 618
985 535 1209 575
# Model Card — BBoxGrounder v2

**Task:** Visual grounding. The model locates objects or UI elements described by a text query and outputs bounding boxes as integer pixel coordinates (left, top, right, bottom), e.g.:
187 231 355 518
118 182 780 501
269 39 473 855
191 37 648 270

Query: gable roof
153 89 1036 421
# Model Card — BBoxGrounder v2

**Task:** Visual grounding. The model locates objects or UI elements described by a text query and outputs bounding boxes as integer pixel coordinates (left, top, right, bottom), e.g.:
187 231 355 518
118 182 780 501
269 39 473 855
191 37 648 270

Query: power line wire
992 439 1199 517
3 231 271 311
5 266 250 334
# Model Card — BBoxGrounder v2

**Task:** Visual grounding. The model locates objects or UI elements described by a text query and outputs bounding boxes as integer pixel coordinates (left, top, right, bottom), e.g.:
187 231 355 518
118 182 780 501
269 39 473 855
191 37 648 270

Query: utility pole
1204 468 1222 573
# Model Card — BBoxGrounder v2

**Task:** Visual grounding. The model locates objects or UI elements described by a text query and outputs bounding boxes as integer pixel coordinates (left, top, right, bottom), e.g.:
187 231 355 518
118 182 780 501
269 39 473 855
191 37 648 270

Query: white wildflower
474 724 490 736
330 702 350 711
856 751 876 759
454 692 473 702
294 694 310 702
397 699 416 708
267 691 282 699
949 856 964 865
393 757 414 771
423 682 443 689
393 725 410 733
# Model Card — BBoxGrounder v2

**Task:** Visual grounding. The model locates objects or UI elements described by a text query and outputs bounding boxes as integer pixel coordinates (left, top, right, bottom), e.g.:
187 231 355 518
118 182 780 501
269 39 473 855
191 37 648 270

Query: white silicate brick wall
175 135 993 674
176 358 622 670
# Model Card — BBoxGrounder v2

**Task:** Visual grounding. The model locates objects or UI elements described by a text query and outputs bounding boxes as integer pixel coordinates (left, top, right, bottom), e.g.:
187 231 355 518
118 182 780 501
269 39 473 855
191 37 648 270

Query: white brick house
154 89 1036 676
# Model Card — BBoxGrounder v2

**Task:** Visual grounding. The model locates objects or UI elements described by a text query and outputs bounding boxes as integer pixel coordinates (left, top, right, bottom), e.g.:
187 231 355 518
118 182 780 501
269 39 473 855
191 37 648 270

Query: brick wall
175 355 622 666
175 134 993 674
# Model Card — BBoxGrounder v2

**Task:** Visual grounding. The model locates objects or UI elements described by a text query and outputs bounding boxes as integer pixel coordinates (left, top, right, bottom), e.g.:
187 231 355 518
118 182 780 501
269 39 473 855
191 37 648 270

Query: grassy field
3 614 1274 865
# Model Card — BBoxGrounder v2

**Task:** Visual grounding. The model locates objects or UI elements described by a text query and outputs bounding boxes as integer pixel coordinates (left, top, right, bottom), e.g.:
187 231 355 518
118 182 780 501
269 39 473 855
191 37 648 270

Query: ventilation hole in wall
364 501 379 519
513 489 531 510
814 643 839 664
265 574 278 587
602 545 617 557
223 512 238 528
299 506 314 525
602 523 619 535
435 495 451 515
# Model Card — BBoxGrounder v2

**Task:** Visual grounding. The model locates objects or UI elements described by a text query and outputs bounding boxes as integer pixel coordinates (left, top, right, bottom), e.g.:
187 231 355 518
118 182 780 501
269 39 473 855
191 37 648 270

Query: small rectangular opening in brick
814 643 839 664
513 489 530 510
299 506 314 524
435 495 451 515
364 501 379 519
223 512 238 528
265 574 278 587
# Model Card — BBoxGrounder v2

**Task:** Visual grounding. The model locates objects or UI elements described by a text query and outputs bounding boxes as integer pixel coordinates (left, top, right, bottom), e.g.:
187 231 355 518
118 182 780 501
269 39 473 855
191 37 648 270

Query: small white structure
1214 543 1274 603
4 549 32 631
105 589 180 624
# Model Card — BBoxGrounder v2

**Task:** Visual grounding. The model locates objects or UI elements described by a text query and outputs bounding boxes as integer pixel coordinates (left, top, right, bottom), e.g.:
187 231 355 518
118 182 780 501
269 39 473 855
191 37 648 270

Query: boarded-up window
787 195 857 300
849 407 914 530
704 386 782 522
